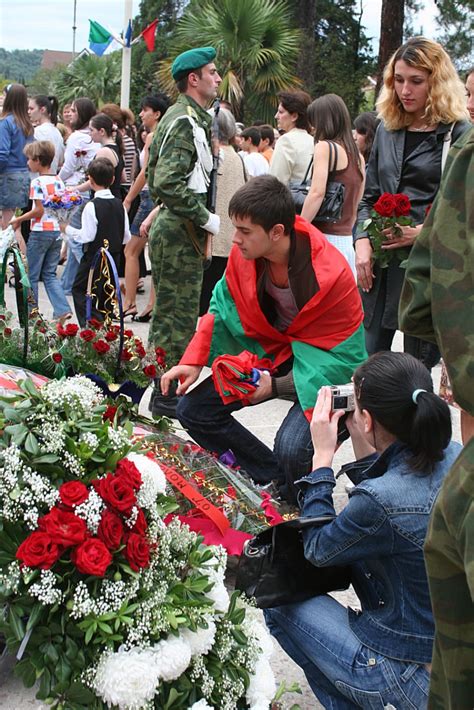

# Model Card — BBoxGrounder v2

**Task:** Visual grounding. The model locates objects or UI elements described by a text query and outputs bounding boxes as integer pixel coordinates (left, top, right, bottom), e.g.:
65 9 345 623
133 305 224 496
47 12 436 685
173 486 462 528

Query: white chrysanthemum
204 568 229 613
93 647 159 710
246 658 276 709
248 621 274 659
126 453 167 508
154 636 192 681
188 700 215 710
180 619 216 656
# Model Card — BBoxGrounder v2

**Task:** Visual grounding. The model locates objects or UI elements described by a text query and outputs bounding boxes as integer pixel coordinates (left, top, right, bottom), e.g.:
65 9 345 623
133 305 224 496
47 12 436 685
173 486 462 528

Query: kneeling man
161 175 366 501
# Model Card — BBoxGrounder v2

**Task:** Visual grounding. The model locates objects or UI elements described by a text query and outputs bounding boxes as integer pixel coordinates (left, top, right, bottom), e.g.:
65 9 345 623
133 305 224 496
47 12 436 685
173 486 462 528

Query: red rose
38 507 87 547
88 318 103 330
121 349 133 361
64 323 79 337
155 347 166 360
105 330 118 342
56 323 66 338
103 405 118 422
394 193 411 217
124 329 134 338
93 339 110 355
136 345 146 359
52 352 63 364
16 531 61 569
131 508 148 535
3 327 12 336
143 364 157 378
59 481 89 508
97 509 124 550
94 473 137 514
72 538 112 577
80 329 95 342
124 533 150 571
115 459 142 490
373 193 397 217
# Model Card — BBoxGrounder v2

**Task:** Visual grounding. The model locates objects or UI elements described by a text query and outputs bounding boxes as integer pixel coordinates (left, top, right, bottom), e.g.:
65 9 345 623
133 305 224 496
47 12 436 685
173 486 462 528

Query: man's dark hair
175 68 202 94
87 157 115 188
259 124 275 147
241 127 261 147
252 119 266 126
228 175 295 234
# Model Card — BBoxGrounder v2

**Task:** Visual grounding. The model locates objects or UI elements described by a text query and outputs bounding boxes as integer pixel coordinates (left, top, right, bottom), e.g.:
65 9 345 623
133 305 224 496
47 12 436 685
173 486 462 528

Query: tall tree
435 0 474 68
292 0 317 91
376 0 405 96
156 0 301 123
53 53 121 107
308 0 375 116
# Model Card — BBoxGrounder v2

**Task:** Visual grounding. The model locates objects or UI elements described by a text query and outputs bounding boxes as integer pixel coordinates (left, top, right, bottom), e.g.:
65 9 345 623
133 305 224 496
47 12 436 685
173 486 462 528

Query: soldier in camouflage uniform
146 47 221 416
399 127 474 709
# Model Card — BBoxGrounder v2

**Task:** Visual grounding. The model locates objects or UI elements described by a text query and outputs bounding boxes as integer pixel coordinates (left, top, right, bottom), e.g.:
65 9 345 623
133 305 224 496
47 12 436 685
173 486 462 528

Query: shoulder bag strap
441 123 453 173
302 154 314 184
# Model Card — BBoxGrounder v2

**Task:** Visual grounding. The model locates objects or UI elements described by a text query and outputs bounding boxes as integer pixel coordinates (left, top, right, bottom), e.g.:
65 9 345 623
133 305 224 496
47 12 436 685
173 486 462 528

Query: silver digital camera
330 384 355 411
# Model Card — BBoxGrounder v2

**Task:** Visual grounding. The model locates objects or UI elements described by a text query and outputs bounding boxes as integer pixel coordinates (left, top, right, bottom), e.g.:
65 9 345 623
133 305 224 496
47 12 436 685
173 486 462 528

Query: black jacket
355 120 470 329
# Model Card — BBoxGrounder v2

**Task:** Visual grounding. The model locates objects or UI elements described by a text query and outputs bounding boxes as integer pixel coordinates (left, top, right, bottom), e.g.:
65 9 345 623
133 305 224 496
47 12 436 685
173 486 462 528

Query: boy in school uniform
64 158 130 326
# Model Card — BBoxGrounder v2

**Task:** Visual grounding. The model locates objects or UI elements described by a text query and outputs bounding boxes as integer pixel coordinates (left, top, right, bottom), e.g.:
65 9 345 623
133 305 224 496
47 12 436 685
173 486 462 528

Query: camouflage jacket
146 94 212 228
399 128 474 415
424 438 474 710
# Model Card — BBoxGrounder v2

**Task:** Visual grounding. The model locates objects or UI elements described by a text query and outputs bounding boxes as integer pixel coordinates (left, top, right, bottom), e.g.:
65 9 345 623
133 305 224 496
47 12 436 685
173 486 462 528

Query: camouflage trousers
148 209 204 367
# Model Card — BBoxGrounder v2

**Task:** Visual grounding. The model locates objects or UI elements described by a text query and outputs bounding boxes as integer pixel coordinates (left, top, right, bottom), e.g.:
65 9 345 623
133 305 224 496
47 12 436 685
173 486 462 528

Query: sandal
132 309 152 323
113 305 137 321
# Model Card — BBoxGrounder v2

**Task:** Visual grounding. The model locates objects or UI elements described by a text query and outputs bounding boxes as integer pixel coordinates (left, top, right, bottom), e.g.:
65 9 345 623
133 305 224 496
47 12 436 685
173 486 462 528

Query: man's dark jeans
176 376 314 503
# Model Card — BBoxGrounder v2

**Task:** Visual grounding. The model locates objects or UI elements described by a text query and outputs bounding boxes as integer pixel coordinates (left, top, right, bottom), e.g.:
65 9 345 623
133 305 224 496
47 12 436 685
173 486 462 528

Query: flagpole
120 0 133 109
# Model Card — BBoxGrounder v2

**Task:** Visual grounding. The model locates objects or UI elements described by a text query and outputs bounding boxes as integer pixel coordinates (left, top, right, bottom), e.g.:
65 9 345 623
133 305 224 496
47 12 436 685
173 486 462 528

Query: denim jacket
0 114 33 172
297 440 461 664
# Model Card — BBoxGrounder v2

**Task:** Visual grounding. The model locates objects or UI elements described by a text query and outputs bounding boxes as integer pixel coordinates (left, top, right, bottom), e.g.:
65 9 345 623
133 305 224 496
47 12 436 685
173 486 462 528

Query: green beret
172 46 217 81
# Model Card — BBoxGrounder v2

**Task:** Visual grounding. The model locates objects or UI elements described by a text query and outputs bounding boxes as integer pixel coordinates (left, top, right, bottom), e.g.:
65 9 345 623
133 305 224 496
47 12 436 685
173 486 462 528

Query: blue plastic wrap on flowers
43 189 83 223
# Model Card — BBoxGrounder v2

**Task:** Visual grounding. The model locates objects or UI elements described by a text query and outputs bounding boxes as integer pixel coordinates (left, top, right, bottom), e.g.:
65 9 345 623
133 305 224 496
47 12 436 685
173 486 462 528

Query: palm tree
53 53 121 107
156 0 301 123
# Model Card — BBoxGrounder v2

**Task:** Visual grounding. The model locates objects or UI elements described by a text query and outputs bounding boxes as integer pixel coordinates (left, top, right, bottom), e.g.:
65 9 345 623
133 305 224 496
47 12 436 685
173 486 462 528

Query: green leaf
65 682 97 705
32 454 60 464
26 602 43 632
37 666 52 699
9 607 25 641
14 659 36 688
84 624 95 645
24 432 40 456
56 655 72 684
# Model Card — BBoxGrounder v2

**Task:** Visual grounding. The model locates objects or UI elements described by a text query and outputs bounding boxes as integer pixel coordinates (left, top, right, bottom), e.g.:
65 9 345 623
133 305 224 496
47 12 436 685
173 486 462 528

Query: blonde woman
354 37 470 363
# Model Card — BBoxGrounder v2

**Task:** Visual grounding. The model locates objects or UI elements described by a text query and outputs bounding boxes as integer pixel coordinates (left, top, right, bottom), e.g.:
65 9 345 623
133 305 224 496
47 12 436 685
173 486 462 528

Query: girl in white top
269 90 314 185
28 95 64 174
59 98 99 187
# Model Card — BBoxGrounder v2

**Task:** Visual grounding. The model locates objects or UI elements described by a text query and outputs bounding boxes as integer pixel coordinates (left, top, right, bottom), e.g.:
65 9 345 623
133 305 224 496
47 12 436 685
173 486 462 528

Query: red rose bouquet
0 375 279 709
359 192 413 267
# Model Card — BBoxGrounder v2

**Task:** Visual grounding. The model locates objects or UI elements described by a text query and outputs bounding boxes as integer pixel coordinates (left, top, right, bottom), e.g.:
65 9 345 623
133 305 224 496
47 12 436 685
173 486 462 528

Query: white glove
201 212 220 236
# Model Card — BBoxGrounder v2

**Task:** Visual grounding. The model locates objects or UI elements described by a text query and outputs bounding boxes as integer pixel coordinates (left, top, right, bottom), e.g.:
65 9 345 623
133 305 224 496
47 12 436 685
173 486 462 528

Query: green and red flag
180 216 367 420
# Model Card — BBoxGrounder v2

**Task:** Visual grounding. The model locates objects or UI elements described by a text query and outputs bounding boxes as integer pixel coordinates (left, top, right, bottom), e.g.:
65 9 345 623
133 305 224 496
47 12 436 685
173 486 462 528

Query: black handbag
235 515 351 608
289 141 345 224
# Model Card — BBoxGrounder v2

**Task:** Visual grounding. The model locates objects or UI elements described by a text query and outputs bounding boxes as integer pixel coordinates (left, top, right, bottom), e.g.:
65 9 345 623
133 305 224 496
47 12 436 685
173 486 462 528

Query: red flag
141 19 158 52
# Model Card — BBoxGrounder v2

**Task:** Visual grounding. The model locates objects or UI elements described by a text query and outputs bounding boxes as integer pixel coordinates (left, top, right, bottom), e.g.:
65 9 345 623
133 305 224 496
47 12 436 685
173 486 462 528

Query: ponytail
354 352 452 473
32 94 59 125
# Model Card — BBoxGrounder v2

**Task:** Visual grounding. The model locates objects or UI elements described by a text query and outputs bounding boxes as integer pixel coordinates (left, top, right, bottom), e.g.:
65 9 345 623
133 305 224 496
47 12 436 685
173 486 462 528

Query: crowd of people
0 34 473 710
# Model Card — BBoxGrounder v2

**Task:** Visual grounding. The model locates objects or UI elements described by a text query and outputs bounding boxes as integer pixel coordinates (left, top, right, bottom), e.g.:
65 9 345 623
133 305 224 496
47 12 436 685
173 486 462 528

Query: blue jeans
60 197 89 294
27 231 71 318
176 376 313 496
265 596 430 709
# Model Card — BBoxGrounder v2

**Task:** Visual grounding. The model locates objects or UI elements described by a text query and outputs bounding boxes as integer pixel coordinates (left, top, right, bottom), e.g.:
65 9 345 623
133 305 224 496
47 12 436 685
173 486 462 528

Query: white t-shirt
59 129 100 186
242 152 269 177
33 123 65 174
29 174 66 232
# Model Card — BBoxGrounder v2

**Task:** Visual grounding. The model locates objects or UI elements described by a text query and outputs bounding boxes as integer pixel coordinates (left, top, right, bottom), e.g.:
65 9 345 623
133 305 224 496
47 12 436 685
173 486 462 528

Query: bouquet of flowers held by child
43 188 83 223
0 375 280 710
359 192 413 267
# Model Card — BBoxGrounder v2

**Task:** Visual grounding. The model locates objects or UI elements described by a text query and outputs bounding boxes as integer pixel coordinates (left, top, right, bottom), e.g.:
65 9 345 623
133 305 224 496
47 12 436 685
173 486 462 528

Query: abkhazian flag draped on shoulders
88 20 121 56
180 216 367 420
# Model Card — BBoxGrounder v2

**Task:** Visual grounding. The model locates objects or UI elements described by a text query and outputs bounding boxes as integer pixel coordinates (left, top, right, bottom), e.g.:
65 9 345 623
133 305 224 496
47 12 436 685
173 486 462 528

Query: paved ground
1 270 460 709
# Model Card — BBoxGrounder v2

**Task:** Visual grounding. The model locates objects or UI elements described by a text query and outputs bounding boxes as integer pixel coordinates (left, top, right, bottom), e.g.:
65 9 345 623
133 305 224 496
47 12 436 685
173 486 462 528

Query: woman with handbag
301 94 365 278
264 350 460 710
354 37 470 362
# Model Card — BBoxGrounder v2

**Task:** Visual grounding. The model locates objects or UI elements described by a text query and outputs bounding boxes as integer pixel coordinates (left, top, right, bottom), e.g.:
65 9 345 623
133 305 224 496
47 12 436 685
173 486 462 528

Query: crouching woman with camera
264 351 460 709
